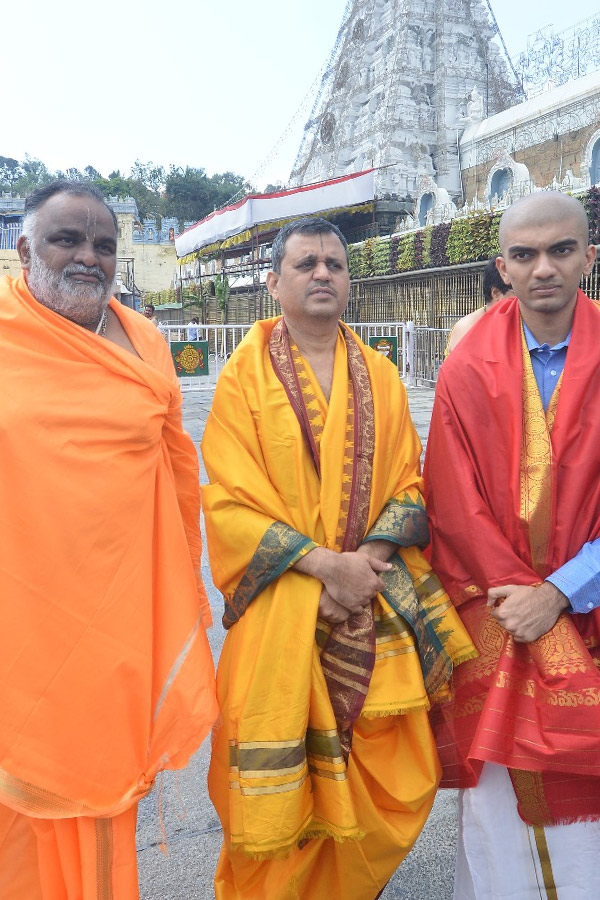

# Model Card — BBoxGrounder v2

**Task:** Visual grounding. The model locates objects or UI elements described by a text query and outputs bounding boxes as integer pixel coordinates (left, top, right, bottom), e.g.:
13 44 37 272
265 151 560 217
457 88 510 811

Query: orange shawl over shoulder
0 275 217 819
425 292 600 825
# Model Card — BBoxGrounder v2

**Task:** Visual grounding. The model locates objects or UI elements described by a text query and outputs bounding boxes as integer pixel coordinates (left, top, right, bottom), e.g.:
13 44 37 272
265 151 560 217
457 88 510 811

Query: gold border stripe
532 825 558 900
95 818 114 900
0 767 151 817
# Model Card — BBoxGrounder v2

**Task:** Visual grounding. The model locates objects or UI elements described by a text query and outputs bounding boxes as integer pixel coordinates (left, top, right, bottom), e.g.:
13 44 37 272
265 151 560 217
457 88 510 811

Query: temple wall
462 120 600 203
133 243 178 294
459 78 600 206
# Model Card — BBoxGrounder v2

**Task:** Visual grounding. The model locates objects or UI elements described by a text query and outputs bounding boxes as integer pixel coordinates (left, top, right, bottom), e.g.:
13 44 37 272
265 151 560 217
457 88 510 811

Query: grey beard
27 252 115 330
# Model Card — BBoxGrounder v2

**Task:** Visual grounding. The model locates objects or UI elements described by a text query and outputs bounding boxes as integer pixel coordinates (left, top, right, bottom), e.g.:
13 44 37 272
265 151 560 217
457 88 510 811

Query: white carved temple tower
290 0 519 215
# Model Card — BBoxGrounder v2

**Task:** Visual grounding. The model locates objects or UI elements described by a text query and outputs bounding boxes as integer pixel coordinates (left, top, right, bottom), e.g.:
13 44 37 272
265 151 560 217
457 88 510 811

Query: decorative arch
489 168 511 203
418 192 435 226
486 150 531 206
415 176 457 226
584 129 600 186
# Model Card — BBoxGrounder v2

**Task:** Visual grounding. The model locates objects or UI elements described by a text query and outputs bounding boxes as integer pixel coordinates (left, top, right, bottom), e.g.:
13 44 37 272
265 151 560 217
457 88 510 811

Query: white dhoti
455 763 600 900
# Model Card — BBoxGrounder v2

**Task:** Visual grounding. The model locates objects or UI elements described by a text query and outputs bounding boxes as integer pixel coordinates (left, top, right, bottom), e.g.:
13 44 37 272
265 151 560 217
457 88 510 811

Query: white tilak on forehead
85 206 98 241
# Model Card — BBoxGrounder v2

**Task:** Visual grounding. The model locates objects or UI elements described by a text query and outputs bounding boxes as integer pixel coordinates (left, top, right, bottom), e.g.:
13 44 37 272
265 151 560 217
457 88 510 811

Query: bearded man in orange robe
0 180 217 899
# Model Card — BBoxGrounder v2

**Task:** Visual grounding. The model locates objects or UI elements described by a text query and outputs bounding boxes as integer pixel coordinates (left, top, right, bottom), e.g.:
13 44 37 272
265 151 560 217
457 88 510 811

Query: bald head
499 192 589 250
495 191 596 341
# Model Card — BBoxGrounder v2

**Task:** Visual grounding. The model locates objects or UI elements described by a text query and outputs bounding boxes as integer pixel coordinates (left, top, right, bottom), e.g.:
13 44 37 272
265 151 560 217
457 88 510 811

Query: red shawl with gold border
425 291 600 825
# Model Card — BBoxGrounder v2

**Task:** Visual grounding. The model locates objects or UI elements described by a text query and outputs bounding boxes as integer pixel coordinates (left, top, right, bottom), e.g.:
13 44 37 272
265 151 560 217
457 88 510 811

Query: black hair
483 256 512 303
271 217 349 273
23 179 118 233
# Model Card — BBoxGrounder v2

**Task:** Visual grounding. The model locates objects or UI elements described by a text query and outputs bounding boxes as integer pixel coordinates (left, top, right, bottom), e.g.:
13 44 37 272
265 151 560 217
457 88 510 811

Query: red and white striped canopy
175 169 375 258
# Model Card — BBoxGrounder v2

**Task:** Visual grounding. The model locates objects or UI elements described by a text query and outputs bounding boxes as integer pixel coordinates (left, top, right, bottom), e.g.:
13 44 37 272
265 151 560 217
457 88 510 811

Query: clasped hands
296 546 391 625
487 581 569 642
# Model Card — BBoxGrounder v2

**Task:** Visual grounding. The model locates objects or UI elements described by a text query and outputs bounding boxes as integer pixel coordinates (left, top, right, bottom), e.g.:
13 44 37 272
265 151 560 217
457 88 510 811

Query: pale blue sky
4 0 600 189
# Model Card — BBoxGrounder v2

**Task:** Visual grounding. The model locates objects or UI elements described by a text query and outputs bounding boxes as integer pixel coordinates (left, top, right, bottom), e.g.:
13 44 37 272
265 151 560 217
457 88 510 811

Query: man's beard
27 249 115 330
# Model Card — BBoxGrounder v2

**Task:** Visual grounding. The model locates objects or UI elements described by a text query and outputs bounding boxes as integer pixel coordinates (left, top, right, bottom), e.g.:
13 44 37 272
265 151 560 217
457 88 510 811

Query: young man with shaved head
201 217 475 900
0 180 217 898
425 191 600 898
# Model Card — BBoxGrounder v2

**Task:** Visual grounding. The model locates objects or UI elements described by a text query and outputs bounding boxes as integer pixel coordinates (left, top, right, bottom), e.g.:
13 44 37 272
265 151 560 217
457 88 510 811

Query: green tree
164 167 212 226
164 167 250 228
92 172 163 222
84 165 102 181
0 156 23 191
130 160 166 194
9 155 53 194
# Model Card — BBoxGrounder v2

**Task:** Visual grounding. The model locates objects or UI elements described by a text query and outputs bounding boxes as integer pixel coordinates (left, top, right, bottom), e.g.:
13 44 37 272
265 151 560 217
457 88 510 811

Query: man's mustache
63 264 106 284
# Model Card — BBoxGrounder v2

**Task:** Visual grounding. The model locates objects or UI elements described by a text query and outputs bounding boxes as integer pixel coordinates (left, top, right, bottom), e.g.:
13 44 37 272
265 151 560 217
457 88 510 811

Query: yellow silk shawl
202 317 474 858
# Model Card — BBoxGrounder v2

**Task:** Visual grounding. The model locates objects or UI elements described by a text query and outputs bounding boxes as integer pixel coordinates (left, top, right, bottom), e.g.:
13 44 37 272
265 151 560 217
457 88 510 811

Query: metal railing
160 323 252 390
411 327 449 387
344 322 408 378
159 322 450 391
0 223 20 250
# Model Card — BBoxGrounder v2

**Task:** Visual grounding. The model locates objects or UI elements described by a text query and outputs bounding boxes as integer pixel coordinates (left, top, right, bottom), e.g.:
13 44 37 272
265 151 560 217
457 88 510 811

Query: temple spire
290 0 519 204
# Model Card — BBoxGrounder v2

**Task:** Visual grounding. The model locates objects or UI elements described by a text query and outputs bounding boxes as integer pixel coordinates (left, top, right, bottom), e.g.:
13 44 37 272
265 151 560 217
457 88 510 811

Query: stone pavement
136 383 458 900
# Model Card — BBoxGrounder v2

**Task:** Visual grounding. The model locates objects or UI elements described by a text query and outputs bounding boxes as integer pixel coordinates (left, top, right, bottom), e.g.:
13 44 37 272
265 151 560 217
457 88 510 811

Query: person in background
445 255 513 354
187 316 200 340
143 302 159 325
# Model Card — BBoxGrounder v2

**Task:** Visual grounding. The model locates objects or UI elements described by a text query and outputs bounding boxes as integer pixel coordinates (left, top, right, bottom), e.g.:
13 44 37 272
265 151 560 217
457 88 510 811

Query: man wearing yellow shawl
0 181 218 899
202 217 475 900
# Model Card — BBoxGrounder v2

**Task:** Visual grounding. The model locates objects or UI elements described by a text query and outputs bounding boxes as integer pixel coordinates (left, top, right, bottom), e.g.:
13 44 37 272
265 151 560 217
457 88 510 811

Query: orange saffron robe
0 275 218 898
202 318 475 899
425 292 600 826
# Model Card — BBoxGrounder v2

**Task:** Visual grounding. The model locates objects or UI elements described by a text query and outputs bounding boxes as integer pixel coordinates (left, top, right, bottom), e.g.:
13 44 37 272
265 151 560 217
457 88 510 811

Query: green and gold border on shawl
228 738 308 797
363 496 429 550
224 522 317 628
306 728 347 781
374 606 413 640
413 571 477 664
380 556 454 696
373 603 422 666
227 729 359 858
228 730 347 796
231 739 307 776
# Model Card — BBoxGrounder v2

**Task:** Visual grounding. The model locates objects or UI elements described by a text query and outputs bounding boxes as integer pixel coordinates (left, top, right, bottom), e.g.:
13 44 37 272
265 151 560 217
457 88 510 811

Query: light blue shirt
522 322 600 613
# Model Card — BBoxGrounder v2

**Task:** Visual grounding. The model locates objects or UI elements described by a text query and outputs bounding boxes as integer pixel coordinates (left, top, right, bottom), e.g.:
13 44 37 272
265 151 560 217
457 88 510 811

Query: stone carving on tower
290 0 520 208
